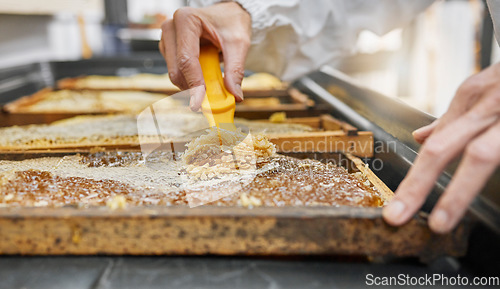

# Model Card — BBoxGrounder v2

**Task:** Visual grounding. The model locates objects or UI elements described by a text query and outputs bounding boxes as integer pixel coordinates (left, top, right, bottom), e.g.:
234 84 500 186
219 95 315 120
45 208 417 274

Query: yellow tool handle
199 44 235 127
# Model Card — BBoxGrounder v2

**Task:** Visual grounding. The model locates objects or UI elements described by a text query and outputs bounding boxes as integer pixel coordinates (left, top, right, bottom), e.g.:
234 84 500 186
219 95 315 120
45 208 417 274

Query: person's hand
383 62 500 233
159 2 251 111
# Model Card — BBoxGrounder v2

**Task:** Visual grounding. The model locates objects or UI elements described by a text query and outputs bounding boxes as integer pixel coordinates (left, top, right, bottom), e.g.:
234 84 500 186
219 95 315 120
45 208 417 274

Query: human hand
383 62 500 233
159 2 251 111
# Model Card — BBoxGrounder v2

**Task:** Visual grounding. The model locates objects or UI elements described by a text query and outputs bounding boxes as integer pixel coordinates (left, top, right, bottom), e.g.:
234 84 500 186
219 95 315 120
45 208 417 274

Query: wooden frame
268 131 372 157
0 207 469 261
57 76 181 95
3 87 316 118
3 88 172 114
57 76 290 98
0 115 374 157
3 88 54 113
0 152 469 260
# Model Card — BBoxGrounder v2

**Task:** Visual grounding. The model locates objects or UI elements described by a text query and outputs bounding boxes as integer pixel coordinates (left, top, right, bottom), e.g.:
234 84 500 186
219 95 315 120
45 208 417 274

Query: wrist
233 0 269 43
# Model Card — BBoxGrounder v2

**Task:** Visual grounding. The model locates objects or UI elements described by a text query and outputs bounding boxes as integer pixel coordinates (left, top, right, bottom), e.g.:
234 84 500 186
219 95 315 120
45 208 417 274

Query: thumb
413 120 439 144
221 41 249 102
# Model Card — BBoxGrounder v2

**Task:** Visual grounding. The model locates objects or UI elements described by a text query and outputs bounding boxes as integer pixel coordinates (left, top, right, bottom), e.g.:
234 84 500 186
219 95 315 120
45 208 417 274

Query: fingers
413 120 439 144
424 75 494 139
160 19 188 90
412 81 480 145
158 34 165 59
173 8 206 111
221 37 250 102
384 62 500 233
429 121 500 233
159 3 251 111
383 109 496 227
160 9 206 111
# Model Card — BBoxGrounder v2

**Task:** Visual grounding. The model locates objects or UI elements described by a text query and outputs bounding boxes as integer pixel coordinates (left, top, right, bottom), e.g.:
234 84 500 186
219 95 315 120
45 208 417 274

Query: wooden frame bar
0 152 469 259
0 114 374 157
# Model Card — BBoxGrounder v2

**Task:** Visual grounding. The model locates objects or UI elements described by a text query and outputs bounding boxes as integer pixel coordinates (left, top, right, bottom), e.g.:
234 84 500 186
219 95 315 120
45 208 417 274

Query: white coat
190 0 500 81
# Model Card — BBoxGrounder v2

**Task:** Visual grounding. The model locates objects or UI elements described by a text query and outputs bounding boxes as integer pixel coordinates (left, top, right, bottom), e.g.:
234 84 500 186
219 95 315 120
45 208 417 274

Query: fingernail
189 94 197 111
234 84 243 101
189 100 197 111
189 86 205 111
412 126 426 136
429 209 449 234
190 102 201 112
383 200 406 222
190 99 200 111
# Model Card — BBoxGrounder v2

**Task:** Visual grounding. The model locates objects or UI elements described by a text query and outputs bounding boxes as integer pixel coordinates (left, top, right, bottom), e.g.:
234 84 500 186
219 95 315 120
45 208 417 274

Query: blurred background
0 0 497 117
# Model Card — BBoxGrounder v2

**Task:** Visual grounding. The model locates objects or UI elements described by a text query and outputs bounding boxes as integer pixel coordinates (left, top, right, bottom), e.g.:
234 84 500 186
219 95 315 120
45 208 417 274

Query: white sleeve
487 0 500 47
190 0 434 81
